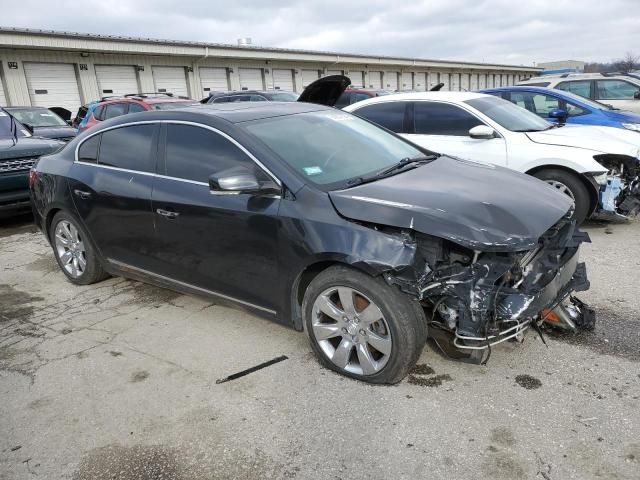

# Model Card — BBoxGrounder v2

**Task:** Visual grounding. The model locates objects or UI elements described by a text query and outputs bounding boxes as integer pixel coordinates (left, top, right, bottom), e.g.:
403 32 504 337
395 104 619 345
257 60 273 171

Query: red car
334 88 392 108
79 93 195 132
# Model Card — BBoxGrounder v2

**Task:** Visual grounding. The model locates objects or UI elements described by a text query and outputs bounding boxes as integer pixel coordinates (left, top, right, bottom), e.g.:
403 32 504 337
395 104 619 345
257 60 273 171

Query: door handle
156 208 180 219
73 189 92 200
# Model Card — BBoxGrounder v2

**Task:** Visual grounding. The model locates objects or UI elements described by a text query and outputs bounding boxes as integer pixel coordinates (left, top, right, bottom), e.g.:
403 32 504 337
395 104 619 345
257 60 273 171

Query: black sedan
29 83 591 383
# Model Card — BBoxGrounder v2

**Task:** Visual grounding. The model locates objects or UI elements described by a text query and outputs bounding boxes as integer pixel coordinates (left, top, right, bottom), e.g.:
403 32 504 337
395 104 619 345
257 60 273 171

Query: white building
0 27 541 112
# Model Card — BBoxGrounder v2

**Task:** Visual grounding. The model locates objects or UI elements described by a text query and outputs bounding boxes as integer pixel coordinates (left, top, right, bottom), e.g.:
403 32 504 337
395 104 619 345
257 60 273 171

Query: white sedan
344 92 640 223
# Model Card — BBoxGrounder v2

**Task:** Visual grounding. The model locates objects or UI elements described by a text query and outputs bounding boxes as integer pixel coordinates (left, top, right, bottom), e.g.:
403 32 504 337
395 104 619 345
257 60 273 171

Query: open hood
297 75 350 107
526 125 640 157
329 156 573 252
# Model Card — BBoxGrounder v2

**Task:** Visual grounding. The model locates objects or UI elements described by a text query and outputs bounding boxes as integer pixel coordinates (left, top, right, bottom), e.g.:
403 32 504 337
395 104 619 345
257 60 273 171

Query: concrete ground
1 214 639 480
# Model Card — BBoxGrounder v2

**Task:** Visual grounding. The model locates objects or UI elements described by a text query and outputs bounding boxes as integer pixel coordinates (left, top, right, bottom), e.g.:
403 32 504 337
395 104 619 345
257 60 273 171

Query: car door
405 101 508 167
68 123 159 268
150 122 281 313
594 79 640 112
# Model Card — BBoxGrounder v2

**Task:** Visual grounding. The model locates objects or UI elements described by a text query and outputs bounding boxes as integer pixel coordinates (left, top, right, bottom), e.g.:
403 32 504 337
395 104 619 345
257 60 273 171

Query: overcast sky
2 0 638 66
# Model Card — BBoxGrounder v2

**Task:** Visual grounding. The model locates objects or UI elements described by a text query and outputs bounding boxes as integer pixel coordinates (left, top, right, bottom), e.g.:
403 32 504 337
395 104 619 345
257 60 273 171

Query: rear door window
128 103 147 113
104 103 128 119
164 124 260 183
413 101 483 135
556 80 592 98
98 124 157 172
352 102 408 133
595 80 640 100
509 92 561 117
78 135 100 163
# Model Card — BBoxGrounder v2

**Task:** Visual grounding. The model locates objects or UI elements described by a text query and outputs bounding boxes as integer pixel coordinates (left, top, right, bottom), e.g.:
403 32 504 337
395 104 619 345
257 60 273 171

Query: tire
302 265 426 384
49 211 109 285
532 169 592 225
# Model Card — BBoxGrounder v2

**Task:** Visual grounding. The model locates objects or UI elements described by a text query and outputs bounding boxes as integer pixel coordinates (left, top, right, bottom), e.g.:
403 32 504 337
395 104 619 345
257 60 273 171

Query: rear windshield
9 108 68 127
267 92 299 101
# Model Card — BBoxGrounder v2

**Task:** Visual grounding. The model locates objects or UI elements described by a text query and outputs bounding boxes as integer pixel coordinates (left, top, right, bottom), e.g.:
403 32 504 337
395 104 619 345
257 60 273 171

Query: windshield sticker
303 166 323 176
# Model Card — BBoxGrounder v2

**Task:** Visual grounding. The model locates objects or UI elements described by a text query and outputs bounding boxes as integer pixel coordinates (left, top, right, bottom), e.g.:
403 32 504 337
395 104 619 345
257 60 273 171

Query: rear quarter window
97 124 156 172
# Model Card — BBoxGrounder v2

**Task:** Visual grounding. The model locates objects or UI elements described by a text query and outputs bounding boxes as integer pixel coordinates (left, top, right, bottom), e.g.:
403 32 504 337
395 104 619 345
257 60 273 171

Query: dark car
29 76 591 383
5 107 77 142
80 93 195 132
205 90 299 104
334 88 392 108
0 109 64 217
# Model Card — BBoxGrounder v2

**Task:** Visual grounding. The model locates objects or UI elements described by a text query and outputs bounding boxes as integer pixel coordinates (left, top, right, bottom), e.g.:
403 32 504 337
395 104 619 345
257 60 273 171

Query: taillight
28 167 38 188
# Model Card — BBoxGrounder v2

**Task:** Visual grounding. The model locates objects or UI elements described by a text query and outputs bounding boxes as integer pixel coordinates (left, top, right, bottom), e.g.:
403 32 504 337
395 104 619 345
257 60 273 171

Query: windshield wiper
375 155 437 177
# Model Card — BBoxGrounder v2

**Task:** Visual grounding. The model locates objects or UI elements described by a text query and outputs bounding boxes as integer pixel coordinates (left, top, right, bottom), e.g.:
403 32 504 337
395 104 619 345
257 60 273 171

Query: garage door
302 69 319 87
95 65 139 97
368 71 382 89
438 73 450 91
401 72 413 90
152 66 189 97
272 69 294 91
23 62 82 112
461 73 471 91
413 73 426 91
326 70 342 76
451 73 461 91
349 71 364 88
384 72 398 91
0 75 7 106
478 74 487 89
199 67 229 94
239 68 264 90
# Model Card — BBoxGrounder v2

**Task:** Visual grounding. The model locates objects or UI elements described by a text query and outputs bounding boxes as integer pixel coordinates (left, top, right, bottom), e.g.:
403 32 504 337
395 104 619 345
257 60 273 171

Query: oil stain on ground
410 363 435 375
0 284 44 321
490 427 516 447
514 374 542 390
130 370 150 383
408 373 452 387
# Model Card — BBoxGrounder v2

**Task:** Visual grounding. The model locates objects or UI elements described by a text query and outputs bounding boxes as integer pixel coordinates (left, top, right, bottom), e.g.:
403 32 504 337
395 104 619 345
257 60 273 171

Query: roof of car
211 90 295 96
4 106 50 110
482 86 565 94
343 91 488 109
98 95 194 105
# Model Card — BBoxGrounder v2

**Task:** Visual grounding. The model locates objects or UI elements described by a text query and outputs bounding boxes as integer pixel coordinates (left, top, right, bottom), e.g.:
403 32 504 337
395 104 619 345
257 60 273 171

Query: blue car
480 86 640 133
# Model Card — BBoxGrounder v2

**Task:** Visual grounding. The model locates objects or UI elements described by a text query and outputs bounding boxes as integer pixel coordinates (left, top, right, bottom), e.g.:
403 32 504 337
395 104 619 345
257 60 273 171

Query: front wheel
532 169 592 225
302 265 426 384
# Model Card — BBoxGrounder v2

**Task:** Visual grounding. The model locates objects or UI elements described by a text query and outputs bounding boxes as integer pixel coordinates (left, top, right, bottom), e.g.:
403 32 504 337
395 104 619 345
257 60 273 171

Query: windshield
466 96 552 132
150 102 194 110
9 108 68 127
0 110 31 140
244 109 426 189
268 92 299 101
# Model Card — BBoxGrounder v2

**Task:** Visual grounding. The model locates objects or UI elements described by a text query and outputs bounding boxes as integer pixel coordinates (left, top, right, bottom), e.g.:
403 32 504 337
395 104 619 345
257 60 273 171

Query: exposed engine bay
384 214 592 363
595 154 640 218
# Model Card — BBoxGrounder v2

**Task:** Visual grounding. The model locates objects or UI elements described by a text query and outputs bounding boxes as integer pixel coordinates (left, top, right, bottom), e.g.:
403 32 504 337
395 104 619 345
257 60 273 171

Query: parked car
334 88 392 108
517 73 640 113
30 76 592 383
204 90 299 104
0 108 64 217
4 106 77 141
480 86 640 133
79 93 195 132
345 92 640 224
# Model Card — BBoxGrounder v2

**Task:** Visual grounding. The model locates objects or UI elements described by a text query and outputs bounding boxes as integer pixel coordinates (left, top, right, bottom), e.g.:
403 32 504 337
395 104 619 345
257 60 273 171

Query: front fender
520 154 608 175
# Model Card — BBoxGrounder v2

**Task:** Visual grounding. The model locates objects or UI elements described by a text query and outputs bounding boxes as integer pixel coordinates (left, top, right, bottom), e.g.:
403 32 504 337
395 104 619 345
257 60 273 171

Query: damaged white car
345 92 640 224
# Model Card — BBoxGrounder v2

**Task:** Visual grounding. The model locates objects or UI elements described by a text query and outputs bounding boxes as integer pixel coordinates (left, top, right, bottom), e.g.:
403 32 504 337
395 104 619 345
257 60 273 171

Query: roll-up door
413 73 426 91
401 72 413 90
478 74 487 89
0 75 7 105
326 70 343 76
384 72 399 91
272 69 294 91
152 66 189 97
199 67 229 94
461 73 471 91
470 74 479 90
23 62 82 112
302 69 319 87
239 68 264 90
440 73 450 91
451 73 461 91
348 71 364 88
95 65 139 97
368 71 382 89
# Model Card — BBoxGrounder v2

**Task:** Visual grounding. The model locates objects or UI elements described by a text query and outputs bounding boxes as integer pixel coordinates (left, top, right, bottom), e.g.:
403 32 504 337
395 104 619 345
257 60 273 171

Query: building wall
0 33 539 109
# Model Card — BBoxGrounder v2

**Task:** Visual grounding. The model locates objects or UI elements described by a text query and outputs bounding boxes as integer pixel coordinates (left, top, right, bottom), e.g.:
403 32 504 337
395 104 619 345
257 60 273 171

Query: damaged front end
593 154 640 219
386 214 591 361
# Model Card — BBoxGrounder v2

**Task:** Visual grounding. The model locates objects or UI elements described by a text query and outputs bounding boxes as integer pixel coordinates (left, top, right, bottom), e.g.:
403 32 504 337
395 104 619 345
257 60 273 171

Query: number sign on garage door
239 68 264 90
23 62 82 112
272 69 294 91
152 66 189 97
368 71 382 89
95 65 139 97
199 67 229 94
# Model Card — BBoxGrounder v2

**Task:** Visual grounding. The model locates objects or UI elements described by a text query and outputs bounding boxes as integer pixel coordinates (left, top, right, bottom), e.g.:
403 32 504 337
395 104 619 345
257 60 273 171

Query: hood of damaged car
329 156 574 252
526 124 640 157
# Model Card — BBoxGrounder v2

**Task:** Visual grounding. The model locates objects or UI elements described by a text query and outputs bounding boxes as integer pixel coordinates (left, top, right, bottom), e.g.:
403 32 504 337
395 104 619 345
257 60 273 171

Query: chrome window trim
74 119 282 187
107 258 276 315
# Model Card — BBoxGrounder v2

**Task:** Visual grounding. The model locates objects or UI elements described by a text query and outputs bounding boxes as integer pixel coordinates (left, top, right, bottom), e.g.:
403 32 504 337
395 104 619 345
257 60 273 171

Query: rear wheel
532 169 591 224
50 211 108 285
302 265 425 384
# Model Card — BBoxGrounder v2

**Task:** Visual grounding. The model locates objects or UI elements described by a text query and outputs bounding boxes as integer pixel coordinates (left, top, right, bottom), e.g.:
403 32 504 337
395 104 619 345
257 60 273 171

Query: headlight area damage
381 216 593 363
593 154 640 219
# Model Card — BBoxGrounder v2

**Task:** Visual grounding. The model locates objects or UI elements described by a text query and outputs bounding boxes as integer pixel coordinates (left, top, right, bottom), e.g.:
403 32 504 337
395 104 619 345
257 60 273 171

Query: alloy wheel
54 220 86 278
311 286 392 376
545 180 575 201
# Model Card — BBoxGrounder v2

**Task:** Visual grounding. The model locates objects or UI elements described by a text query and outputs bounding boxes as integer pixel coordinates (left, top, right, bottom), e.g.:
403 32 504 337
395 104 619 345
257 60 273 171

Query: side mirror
469 125 496 139
209 172 279 196
634 91 640 100
548 108 568 123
